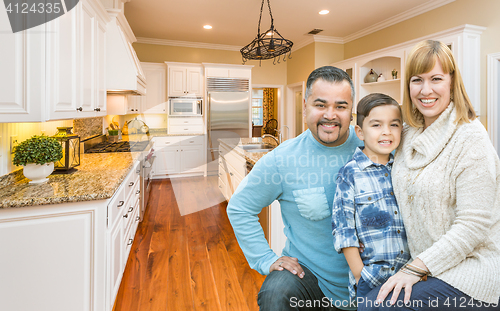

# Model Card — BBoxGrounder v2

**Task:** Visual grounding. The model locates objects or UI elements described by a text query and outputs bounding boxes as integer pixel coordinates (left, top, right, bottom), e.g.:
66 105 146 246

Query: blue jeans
357 277 372 300
257 265 344 310
358 276 500 310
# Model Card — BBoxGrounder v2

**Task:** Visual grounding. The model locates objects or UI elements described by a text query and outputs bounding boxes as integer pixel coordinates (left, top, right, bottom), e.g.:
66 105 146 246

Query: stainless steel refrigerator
206 78 250 175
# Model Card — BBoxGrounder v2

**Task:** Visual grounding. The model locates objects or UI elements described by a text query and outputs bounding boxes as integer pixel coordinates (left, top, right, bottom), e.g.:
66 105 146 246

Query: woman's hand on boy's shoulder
270 256 305 278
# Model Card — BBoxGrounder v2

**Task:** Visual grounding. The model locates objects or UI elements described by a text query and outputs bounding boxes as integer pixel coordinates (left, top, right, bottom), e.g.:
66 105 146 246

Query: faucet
278 125 289 143
262 134 280 146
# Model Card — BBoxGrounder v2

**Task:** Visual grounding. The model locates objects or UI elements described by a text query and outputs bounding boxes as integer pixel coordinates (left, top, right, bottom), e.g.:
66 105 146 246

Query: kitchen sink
240 144 274 150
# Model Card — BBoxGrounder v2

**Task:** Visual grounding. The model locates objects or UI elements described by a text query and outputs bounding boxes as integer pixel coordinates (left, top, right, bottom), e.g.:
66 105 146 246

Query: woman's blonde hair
402 40 476 127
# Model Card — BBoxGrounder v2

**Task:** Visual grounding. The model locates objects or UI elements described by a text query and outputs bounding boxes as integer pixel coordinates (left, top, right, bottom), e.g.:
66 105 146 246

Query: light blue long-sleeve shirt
227 128 361 310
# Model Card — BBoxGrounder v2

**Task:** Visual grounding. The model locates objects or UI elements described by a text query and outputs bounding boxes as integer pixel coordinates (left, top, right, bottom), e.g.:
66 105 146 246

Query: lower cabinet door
155 147 180 175
107 218 123 311
180 146 204 173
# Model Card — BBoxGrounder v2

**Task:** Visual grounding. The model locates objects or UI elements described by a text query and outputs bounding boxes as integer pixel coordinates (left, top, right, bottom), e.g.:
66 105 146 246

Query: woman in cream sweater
360 40 500 310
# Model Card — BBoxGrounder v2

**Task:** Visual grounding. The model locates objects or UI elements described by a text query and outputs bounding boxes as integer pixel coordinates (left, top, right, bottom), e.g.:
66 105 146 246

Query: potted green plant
13 135 63 183
392 68 398 79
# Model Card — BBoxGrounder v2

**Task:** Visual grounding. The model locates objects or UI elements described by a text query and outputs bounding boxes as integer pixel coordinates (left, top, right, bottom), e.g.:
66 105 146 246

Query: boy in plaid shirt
331 93 410 301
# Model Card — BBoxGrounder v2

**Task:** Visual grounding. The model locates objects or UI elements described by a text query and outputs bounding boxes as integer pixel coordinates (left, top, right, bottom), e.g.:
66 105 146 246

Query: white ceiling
124 0 454 50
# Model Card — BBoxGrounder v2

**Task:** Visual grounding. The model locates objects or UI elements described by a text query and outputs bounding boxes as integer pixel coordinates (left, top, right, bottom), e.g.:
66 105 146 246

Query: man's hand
270 256 305 278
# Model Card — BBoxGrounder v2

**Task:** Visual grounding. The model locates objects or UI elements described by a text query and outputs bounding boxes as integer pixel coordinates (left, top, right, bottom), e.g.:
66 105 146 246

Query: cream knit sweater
393 103 500 304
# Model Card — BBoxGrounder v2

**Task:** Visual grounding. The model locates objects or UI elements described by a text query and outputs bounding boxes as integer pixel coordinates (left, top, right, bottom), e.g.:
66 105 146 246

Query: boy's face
355 105 402 164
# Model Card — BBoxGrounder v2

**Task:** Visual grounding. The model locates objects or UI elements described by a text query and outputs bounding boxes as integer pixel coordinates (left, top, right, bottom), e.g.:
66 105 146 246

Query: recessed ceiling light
319 10 329 15
203 25 212 29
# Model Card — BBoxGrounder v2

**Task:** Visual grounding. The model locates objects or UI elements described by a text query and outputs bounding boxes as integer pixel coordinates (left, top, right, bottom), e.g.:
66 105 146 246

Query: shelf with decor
361 79 401 87
359 54 404 106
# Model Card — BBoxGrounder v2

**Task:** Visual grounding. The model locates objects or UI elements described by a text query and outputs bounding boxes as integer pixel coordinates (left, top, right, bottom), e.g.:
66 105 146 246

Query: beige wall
133 43 287 86
286 43 316 85
315 42 344 69
343 0 500 126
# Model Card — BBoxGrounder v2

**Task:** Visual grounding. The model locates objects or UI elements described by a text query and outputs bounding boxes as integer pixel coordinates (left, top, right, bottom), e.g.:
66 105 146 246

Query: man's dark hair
356 93 401 128
305 66 355 102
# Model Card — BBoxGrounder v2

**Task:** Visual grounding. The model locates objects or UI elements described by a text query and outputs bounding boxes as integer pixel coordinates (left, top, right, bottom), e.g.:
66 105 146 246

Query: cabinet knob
129 182 134 186
127 239 133 245
94 107 101 112
135 216 140 222
76 107 83 111
117 201 124 208
136 190 140 195
219 185 222 188
123 213 129 218
230 172 234 176
128 207 134 212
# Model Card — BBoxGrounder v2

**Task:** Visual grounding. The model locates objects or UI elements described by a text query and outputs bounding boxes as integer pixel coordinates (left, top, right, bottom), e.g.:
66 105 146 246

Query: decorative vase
364 69 378 83
23 162 54 184
377 73 386 82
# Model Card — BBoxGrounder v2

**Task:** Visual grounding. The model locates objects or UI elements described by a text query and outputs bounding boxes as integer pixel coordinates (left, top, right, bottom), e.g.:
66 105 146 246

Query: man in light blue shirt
227 66 362 310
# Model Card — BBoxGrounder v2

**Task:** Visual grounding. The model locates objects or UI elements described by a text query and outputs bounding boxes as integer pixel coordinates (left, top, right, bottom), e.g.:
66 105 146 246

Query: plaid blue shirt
332 147 410 298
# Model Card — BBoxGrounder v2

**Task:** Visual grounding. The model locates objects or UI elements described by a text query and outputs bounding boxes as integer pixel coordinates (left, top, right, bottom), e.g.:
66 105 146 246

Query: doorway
252 84 284 138
286 82 305 138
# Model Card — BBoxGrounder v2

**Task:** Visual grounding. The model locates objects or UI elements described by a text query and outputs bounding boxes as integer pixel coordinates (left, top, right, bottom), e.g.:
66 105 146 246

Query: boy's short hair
356 93 401 128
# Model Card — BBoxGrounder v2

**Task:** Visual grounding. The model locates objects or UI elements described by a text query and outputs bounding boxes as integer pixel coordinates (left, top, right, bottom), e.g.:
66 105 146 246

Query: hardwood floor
113 177 266 311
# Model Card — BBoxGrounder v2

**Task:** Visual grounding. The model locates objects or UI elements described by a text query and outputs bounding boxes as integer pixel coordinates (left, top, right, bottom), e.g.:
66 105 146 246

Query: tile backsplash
0 117 104 176
73 117 103 140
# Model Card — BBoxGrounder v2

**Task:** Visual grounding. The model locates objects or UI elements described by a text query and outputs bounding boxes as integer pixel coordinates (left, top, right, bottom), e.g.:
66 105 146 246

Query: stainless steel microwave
169 97 202 116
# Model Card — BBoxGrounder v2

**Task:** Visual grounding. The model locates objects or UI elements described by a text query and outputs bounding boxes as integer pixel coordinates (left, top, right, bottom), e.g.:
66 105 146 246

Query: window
252 89 263 126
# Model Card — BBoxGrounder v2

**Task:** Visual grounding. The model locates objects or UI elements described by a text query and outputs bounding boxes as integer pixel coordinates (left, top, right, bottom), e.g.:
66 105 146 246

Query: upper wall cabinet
0 0 110 123
141 62 167 114
332 25 485 115
203 63 253 79
166 63 203 97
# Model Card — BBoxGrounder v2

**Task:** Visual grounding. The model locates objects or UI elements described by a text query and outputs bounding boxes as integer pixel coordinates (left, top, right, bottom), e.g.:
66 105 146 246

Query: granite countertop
0 152 143 209
218 137 277 165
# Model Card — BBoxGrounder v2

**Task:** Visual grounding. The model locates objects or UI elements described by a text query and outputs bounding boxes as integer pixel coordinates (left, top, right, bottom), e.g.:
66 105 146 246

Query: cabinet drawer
169 117 204 126
168 124 204 134
107 184 126 228
124 174 140 203
153 136 182 148
123 201 140 266
180 135 204 146
123 194 140 242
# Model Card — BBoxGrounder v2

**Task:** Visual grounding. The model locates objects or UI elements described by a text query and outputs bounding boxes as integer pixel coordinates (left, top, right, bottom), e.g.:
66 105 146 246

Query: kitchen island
217 137 285 253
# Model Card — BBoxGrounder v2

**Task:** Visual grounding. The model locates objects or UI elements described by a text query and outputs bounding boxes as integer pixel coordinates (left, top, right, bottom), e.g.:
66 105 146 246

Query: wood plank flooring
113 177 266 311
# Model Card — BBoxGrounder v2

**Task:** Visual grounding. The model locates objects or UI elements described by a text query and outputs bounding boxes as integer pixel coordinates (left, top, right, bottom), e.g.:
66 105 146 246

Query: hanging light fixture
240 0 293 65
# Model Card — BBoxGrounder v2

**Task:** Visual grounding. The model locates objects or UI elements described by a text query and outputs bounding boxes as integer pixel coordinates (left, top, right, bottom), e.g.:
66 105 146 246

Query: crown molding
291 37 314 51
343 0 455 42
312 35 344 44
136 37 242 51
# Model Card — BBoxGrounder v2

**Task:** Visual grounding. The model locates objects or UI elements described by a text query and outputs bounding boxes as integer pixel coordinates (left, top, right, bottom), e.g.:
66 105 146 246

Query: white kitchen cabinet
331 24 485 115
155 146 181 175
218 142 246 200
152 136 206 177
204 63 253 79
106 94 144 115
0 0 109 122
166 63 203 97
141 62 167 114
105 160 140 311
0 200 107 311
167 116 204 134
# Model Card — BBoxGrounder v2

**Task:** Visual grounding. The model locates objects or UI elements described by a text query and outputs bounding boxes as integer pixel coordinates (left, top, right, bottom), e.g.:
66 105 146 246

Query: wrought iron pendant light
240 0 293 65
